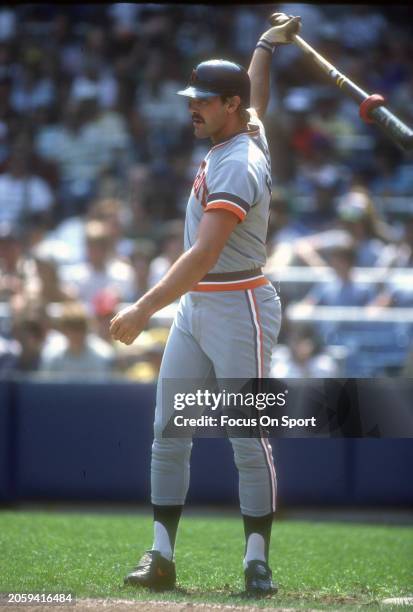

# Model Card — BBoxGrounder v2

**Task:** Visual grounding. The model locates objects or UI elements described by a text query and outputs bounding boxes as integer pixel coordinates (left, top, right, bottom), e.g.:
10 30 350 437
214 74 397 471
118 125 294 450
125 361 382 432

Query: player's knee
151 437 192 463
232 440 271 471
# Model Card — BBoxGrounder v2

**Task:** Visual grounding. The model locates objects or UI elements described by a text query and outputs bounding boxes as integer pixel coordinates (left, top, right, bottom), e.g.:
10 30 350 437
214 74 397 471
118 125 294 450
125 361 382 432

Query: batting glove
257 14 302 54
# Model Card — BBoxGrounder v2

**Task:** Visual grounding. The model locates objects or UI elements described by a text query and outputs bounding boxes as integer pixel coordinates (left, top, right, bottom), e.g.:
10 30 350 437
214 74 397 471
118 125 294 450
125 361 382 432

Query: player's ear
225 95 242 115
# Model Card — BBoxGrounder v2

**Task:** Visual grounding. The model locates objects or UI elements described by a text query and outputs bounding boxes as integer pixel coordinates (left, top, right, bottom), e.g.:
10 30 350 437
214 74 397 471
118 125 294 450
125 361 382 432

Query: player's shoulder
246 107 265 133
217 121 263 161
208 109 267 173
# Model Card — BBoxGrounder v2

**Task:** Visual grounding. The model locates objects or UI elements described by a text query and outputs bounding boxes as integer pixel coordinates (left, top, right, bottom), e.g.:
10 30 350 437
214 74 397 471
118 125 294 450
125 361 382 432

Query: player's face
188 96 230 141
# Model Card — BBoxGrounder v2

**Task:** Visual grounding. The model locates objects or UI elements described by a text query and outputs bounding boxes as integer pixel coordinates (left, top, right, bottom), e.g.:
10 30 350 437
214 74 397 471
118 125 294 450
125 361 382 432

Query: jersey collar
209 124 260 152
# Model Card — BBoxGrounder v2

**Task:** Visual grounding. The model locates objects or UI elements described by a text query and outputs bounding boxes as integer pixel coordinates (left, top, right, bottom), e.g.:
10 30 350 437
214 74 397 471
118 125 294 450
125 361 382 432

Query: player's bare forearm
109 247 215 345
110 209 238 345
138 246 217 316
248 49 272 120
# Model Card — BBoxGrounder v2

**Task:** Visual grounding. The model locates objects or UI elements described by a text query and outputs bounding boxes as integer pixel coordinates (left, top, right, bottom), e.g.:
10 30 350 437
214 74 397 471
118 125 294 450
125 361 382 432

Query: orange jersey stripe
205 201 246 222
193 276 269 292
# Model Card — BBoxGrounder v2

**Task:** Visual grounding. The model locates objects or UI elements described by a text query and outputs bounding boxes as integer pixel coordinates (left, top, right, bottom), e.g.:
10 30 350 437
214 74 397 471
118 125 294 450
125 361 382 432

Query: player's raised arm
248 13 301 119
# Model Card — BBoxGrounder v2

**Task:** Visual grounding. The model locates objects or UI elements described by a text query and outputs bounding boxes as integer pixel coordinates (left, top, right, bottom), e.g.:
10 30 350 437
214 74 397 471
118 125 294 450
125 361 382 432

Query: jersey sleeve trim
207 191 250 212
204 201 246 222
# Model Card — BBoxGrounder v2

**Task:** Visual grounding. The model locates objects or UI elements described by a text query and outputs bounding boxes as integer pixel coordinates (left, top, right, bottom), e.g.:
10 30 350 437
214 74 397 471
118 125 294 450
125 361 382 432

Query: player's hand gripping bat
268 12 413 153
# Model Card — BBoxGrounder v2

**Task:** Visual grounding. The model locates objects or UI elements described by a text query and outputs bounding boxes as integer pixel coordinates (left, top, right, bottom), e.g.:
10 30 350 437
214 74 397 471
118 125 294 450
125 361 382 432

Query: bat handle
293 34 332 69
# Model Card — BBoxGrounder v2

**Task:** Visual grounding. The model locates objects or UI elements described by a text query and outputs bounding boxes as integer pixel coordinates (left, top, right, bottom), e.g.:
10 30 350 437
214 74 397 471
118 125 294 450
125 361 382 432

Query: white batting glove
257 14 301 54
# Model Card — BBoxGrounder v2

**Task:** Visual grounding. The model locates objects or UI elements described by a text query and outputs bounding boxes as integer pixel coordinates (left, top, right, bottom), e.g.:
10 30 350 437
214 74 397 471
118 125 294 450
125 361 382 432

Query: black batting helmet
177 60 250 108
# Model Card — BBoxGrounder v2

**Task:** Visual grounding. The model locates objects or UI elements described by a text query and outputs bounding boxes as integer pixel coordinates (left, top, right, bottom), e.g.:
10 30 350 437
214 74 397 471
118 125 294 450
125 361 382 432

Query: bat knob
359 94 386 124
269 12 301 32
268 13 289 26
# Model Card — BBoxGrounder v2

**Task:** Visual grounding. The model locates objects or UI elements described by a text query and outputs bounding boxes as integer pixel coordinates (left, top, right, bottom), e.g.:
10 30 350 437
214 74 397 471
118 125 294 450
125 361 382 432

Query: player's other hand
261 13 301 46
109 302 150 345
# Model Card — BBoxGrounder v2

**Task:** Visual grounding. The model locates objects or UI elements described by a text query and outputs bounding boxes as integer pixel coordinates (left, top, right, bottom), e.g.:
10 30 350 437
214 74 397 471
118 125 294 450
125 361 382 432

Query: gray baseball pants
151 282 282 516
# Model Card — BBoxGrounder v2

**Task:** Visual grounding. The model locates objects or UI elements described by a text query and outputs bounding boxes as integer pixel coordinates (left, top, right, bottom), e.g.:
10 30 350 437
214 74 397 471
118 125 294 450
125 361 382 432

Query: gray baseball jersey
185 113 272 277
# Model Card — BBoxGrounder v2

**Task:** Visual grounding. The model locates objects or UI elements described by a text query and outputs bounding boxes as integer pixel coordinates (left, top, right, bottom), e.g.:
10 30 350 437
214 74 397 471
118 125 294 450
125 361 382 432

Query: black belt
201 268 263 282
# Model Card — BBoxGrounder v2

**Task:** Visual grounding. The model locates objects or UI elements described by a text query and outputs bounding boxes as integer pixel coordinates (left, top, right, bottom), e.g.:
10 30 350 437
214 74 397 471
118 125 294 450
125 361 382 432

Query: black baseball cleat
244 560 278 596
124 550 176 591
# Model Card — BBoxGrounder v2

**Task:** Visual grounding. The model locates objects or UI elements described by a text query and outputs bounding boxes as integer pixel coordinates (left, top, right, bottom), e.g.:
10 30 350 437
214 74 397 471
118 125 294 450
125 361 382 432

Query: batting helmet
177 60 250 107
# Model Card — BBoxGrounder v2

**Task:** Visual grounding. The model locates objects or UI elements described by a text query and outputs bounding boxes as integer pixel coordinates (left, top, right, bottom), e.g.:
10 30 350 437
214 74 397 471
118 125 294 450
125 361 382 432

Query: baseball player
110 13 301 596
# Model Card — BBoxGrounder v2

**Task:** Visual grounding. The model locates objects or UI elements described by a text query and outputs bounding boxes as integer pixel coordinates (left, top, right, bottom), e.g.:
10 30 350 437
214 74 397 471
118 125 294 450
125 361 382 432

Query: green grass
0 510 412 610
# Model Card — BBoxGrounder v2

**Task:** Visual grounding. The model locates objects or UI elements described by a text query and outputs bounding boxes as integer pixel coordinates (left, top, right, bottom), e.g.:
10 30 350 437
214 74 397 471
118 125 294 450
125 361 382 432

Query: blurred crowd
0 4 412 380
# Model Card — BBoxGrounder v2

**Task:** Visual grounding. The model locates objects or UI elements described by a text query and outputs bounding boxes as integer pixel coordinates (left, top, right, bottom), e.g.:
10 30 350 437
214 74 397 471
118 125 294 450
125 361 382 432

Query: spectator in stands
271 322 339 378
23 210 53 251
292 187 395 268
31 248 74 304
233 7 265 60
51 97 100 217
266 189 311 270
0 8 16 43
282 88 322 162
0 334 19 375
148 220 184 288
337 6 387 51
0 222 36 302
279 88 351 234
42 85 129 218
77 69 131 173
369 146 406 197
121 328 170 382
375 281 413 308
50 13 85 78
268 189 308 246
393 64 413 118
379 216 413 270
398 216 413 268
124 165 164 243
299 243 376 307
294 136 347 232
335 188 394 266
87 197 134 259
0 141 54 226
40 301 113 376
92 288 119 345
61 220 135 308
131 239 156 300
0 66 17 165
10 57 55 115
107 2 142 33
135 51 187 159
371 220 413 307
309 89 358 155
12 310 47 372
71 32 118 109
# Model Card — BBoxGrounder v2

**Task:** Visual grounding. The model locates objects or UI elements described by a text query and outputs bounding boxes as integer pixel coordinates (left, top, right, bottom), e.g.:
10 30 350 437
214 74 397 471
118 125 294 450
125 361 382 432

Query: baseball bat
269 13 413 153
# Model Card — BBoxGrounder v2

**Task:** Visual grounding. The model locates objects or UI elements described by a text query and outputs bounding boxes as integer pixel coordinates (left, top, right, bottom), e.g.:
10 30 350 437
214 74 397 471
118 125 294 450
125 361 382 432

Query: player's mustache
192 114 205 123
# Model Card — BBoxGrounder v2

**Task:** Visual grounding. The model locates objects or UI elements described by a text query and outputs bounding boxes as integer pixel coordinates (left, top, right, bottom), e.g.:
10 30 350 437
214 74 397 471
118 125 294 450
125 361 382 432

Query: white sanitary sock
152 521 173 561
243 532 266 569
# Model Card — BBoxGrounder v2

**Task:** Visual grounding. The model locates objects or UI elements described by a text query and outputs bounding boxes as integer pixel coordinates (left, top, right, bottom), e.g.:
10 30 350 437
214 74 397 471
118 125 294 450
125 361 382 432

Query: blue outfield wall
0 380 412 506
352 439 413 506
271 439 351 506
14 381 155 501
0 381 12 501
